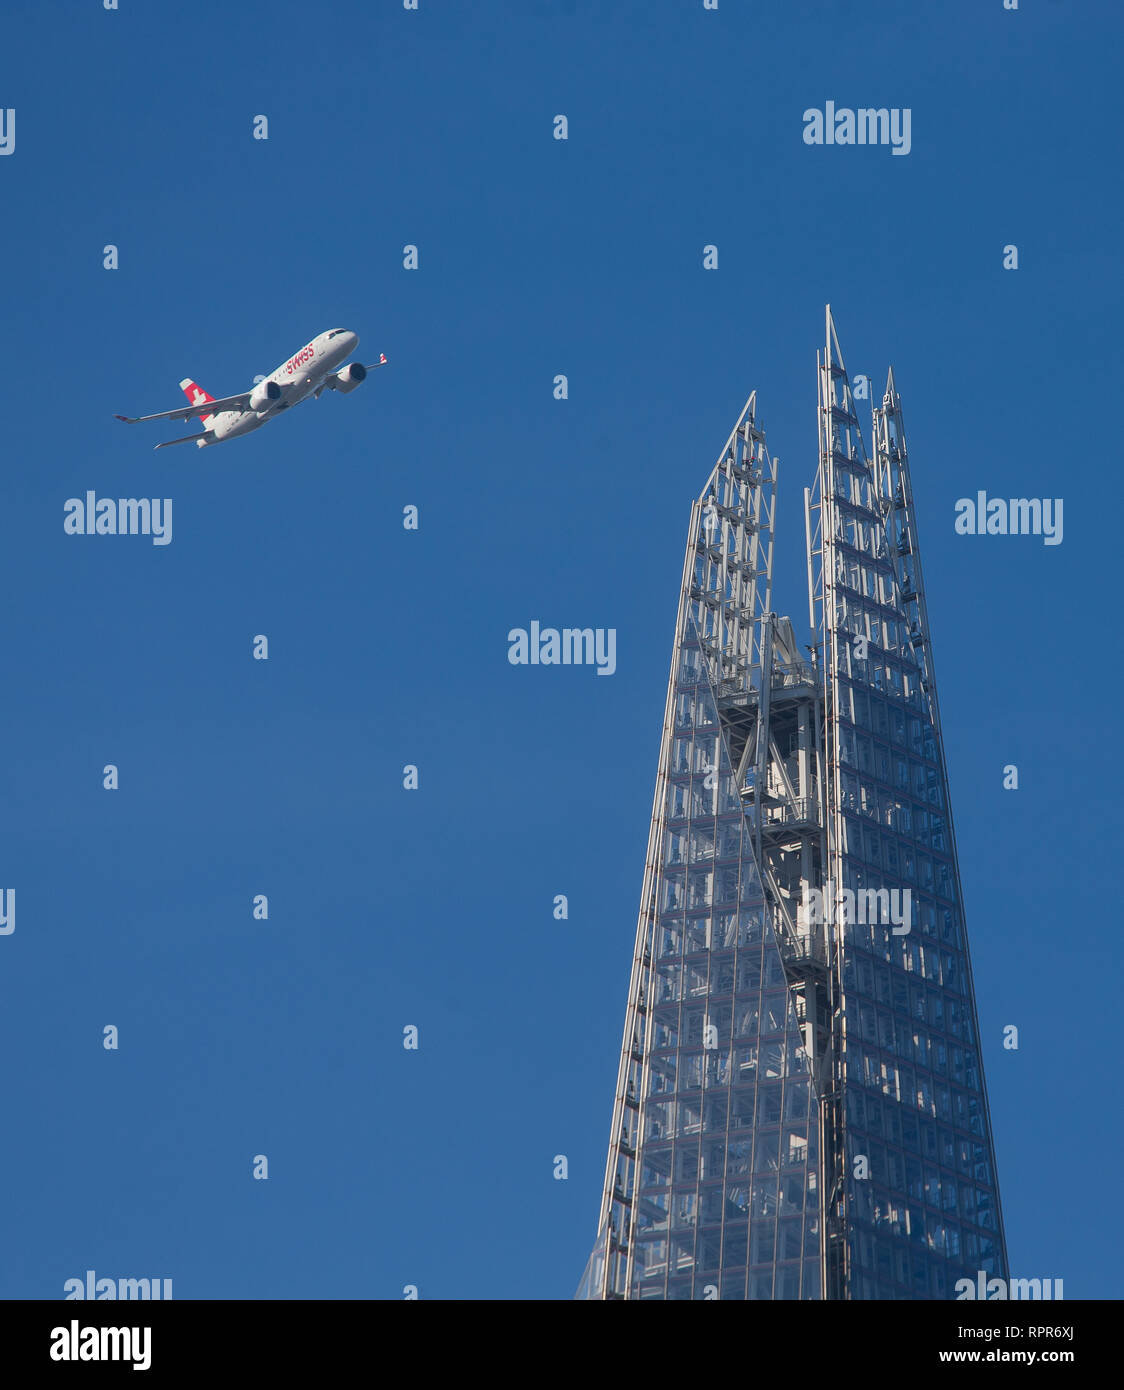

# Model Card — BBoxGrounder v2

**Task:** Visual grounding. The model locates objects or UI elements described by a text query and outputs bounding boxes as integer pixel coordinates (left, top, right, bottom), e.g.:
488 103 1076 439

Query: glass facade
820 339 1007 1298
579 316 1006 1299
624 617 823 1300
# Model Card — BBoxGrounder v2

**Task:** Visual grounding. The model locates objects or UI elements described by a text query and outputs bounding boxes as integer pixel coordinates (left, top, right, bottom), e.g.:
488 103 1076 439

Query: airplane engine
249 379 282 414
332 362 367 394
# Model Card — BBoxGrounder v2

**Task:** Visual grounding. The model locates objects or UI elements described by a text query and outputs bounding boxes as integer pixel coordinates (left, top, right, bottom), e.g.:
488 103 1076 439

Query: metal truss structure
578 310 1007 1300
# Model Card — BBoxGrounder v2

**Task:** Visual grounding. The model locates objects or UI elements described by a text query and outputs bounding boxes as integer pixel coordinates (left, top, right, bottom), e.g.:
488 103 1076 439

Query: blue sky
0 0 1120 1299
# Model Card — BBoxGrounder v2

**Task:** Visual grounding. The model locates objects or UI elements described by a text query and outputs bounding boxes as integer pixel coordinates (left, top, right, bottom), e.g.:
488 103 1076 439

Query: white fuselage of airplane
116 327 385 450
203 328 360 443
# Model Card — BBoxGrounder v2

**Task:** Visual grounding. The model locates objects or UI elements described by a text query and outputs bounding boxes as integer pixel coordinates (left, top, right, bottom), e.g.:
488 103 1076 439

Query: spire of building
579 311 1007 1299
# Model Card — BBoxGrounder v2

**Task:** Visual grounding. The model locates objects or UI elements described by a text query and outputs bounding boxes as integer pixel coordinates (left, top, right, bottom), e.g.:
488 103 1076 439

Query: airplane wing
154 429 215 451
114 391 254 425
318 354 389 395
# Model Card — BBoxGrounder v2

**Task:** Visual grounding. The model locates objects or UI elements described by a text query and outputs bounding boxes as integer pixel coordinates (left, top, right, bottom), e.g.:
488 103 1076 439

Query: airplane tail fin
180 377 216 424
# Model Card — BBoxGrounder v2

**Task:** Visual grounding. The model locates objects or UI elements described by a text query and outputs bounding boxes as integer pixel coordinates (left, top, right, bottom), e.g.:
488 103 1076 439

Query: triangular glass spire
579 312 1007 1298
820 321 1008 1296
577 396 822 1299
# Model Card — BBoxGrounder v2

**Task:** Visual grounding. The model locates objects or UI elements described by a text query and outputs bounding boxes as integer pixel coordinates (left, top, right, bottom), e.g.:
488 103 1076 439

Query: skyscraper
577 309 1007 1300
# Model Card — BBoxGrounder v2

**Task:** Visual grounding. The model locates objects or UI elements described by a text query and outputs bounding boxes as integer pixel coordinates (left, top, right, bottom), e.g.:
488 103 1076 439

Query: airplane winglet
115 414 139 423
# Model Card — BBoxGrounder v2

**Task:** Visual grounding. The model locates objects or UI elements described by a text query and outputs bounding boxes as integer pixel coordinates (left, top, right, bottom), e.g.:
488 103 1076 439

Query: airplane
115 329 387 449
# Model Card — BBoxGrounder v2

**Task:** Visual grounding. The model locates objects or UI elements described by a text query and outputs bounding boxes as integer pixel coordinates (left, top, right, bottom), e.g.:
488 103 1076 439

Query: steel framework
578 310 1007 1300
